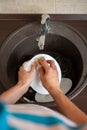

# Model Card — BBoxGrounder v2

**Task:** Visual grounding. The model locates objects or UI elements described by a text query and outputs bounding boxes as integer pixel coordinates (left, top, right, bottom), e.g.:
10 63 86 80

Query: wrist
17 81 30 93
49 87 63 98
18 80 30 87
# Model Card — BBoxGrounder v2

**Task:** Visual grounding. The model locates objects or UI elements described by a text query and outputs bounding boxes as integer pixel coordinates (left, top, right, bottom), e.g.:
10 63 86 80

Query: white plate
23 54 61 94
60 78 72 94
35 93 54 102
35 78 72 102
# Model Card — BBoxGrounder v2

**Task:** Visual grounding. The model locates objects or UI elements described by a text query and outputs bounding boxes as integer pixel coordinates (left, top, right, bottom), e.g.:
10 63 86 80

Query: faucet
37 14 50 50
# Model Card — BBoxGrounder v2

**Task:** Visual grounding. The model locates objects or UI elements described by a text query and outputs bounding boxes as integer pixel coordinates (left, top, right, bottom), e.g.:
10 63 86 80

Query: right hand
38 57 61 94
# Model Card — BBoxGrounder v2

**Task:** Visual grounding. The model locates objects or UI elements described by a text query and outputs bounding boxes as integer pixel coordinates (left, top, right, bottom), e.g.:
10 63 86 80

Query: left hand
18 63 35 88
0 63 35 104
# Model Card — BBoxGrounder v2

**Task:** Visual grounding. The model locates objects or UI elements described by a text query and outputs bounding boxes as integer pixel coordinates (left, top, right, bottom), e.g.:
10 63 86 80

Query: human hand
38 57 61 95
18 63 35 90
0 63 35 104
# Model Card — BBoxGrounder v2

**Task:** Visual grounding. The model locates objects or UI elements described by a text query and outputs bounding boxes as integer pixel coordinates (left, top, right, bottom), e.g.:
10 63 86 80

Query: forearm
51 90 87 125
0 82 28 104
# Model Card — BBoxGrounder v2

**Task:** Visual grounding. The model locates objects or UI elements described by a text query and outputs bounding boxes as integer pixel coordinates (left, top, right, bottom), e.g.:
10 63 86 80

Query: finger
47 60 56 69
18 66 25 77
19 66 24 72
38 67 44 78
29 63 35 72
19 66 22 71
38 57 49 72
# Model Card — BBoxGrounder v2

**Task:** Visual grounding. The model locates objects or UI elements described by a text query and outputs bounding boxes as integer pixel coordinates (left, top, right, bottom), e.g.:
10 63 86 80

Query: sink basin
0 21 87 107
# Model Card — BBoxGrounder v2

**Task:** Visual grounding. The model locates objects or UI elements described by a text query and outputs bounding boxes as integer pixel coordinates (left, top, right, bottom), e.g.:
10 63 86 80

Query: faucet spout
37 14 50 50
38 35 46 50
41 14 50 34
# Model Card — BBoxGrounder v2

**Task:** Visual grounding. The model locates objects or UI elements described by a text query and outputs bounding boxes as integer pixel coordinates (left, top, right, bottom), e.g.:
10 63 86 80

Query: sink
0 21 87 107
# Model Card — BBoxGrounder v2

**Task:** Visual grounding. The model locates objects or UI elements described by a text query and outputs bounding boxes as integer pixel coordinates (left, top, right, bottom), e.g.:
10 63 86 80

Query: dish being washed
23 54 61 95
35 78 72 103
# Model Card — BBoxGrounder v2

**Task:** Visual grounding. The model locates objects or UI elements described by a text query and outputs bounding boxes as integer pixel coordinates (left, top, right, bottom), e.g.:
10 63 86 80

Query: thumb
29 63 35 73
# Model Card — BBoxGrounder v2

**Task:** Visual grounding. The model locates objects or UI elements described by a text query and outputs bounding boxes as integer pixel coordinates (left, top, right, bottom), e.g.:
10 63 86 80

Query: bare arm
51 90 87 125
0 64 35 104
38 57 87 125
